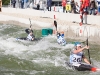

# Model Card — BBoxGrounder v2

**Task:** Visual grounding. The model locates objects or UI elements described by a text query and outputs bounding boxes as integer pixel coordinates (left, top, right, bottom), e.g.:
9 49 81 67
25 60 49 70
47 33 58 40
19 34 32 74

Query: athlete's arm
82 55 90 64
73 45 89 54
73 47 85 54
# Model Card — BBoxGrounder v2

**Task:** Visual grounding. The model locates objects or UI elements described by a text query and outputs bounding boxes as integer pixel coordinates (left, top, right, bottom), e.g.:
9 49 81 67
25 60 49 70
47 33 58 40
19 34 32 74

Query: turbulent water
0 24 100 75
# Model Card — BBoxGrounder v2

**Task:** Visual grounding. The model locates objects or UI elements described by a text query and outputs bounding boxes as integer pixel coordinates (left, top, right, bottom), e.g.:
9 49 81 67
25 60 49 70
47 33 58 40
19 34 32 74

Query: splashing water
0 24 100 75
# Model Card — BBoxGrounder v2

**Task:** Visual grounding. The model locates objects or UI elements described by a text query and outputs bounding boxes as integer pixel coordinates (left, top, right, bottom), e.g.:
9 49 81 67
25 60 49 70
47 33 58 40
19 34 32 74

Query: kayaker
26 30 35 41
25 27 35 41
17 27 35 41
69 43 100 72
57 32 66 46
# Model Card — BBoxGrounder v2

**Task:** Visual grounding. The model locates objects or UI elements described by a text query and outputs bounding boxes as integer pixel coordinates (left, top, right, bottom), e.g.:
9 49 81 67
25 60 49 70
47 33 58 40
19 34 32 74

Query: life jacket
70 49 83 66
57 35 66 46
27 34 33 41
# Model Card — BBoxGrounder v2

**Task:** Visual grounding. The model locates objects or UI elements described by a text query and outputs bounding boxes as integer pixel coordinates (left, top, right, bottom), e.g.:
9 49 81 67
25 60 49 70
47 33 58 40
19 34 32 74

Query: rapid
0 24 100 75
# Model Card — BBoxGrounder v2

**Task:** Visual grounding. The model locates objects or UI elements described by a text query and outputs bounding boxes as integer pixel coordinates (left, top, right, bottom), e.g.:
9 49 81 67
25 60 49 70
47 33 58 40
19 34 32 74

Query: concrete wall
1 7 100 38
2 7 100 26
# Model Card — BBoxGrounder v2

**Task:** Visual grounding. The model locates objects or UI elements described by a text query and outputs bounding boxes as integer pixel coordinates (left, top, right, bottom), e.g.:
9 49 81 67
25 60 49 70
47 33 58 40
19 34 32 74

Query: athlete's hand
84 45 89 49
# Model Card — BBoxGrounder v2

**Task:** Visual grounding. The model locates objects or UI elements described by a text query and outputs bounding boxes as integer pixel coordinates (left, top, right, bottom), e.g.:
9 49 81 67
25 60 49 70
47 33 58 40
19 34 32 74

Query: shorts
74 64 93 71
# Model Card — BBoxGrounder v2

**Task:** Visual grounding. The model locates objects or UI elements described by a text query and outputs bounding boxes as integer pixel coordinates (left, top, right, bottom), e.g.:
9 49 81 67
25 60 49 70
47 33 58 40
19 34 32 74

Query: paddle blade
29 18 32 28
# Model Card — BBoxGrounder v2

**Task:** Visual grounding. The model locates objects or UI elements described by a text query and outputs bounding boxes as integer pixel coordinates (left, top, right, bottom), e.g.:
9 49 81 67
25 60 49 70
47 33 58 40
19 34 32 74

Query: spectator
20 0 24 9
80 0 90 14
70 0 76 13
96 0 100 15
66 1 71 13
11 0 16 8
75 2 80 13
24 0 28 9
83 0 90 14
62 0 66 13
90 0 96 15
47 0 52 11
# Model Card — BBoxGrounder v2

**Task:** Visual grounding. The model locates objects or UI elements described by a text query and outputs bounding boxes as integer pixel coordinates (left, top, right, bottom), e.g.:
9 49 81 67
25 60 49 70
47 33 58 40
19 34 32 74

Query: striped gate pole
53 6 57 34
79 11 83 36
84 11 87 24
54 6 56 20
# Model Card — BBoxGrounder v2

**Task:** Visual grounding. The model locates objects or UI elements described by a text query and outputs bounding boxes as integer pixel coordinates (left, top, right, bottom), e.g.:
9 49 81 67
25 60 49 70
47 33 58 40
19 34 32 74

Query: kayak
16 37 41 41
65 61 99 72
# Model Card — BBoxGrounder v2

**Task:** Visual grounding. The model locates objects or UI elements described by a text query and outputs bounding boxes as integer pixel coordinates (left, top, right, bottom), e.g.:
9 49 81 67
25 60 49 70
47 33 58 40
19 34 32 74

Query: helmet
76 44 81 47
74 42 81 46
57 33 61 38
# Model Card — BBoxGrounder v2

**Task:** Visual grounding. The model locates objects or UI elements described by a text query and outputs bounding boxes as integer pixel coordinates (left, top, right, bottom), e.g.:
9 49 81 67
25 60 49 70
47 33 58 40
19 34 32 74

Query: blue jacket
47 0 52 7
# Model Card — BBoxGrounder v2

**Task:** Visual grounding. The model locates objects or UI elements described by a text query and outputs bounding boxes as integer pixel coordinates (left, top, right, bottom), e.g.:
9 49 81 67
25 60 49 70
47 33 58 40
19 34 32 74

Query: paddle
86 36 91 64
54 20 57 31
29 18 32 28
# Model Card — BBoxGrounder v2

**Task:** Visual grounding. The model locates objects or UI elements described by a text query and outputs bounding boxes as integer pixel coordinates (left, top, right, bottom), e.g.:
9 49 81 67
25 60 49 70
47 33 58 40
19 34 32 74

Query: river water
0 24 100 75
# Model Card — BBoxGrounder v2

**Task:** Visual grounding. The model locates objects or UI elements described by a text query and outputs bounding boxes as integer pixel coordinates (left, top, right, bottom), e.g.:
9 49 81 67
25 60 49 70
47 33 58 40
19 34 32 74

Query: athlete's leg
74 64 92 71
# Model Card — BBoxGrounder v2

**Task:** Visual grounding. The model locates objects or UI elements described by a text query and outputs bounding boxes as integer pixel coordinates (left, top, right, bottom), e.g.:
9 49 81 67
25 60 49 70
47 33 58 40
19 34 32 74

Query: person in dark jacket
11 0 16 8
70 0 76 13
20 0 24 9
47 0 52 11
90 0 96 15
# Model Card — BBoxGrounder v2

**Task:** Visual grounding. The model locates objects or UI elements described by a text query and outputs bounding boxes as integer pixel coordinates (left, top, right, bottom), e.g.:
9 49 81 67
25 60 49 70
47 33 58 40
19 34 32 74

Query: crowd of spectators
11 0 100 15
11 0 29 9
62 0 100 15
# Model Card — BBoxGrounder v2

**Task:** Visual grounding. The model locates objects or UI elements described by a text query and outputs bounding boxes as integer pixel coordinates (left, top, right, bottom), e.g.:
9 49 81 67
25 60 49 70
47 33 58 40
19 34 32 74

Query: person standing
90 0 96 15
75 2 80 14
11 0 16 8
24 0 28 9
97 0 100 15
47 0 52 11
62 0 67 13
20 0 24 9
81 0 90 14
70 0 76 13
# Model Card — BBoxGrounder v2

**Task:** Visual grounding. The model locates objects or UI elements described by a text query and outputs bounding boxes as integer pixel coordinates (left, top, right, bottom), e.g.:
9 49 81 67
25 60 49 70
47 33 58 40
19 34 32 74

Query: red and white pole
53 6 57 34
79 11 83 36
84 11 87 24
54 6 56 20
